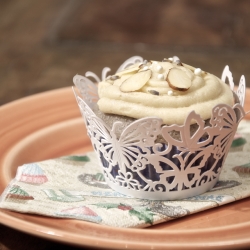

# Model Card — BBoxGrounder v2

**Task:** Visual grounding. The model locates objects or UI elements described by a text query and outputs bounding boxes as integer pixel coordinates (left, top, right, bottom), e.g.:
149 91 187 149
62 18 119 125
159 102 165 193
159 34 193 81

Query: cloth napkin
1 120 250 228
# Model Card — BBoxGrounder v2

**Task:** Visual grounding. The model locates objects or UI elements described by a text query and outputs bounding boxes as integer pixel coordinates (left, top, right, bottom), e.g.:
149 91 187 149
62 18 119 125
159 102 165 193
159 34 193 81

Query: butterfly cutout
73 75 98 108
161 111 214 153
210 103 245 160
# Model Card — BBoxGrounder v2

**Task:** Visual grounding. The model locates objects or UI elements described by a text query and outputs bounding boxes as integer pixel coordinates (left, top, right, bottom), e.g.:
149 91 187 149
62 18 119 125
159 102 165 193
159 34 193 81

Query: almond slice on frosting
116 65 140 76
166 68 191 91
120 69 152 92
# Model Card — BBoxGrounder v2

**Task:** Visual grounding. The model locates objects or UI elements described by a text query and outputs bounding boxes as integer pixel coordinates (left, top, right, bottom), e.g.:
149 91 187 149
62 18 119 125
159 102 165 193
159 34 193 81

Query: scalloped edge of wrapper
72 56 248 200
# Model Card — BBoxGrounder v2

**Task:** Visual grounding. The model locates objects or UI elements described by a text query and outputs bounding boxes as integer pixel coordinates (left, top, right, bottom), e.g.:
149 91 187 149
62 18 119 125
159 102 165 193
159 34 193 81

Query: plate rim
1 87 250 249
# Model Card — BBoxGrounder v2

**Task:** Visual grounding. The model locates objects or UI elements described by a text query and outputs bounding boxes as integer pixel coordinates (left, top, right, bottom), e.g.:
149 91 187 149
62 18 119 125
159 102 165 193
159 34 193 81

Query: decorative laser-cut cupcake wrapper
73 57 246 200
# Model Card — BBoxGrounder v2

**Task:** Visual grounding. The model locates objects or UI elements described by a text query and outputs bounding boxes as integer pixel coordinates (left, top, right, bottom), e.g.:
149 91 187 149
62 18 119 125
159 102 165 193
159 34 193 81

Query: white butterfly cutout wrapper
73 56 247 200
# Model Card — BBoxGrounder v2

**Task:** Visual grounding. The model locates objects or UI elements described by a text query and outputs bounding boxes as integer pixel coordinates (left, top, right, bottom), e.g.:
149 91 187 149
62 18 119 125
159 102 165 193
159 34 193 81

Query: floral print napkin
0 120 250 228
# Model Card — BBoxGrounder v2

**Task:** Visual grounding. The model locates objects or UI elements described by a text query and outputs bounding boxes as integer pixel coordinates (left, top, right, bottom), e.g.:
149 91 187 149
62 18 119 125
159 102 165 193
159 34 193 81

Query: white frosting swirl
97 61 234 125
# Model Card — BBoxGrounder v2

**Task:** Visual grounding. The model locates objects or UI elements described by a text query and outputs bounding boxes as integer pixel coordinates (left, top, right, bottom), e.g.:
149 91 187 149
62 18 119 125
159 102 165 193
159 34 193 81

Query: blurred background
1 0 250 105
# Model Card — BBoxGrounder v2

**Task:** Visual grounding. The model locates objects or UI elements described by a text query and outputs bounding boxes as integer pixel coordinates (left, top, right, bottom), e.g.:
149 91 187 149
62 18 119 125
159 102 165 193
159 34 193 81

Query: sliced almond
139 65 149 71
120 69 152 92
113 74 132 87
116 65 140 77
162 58 173 62
176 65 194 80
139 60 152 69
111 75 120 80
166 68 191 91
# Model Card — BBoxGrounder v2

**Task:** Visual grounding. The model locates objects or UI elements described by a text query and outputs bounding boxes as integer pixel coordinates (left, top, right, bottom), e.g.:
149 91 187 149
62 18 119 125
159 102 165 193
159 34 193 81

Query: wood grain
0 0 250 106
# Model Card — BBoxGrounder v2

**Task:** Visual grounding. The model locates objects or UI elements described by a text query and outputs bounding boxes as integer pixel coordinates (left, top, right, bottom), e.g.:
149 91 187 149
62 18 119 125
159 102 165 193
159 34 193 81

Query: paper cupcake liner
73 56 247 200
99 142 224 188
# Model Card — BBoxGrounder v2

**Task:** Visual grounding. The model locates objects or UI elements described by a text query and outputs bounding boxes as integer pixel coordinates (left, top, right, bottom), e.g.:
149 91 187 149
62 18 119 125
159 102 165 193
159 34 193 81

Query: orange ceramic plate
1 87 250 249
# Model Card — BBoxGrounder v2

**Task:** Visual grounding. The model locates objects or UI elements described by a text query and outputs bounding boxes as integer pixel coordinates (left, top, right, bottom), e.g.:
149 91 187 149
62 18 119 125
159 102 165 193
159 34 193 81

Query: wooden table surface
1 0 250 106
0 223 82 250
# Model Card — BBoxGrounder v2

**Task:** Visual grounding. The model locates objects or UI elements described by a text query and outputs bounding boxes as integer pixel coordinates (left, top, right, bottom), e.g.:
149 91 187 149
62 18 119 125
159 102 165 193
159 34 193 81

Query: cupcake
73 56 246 200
